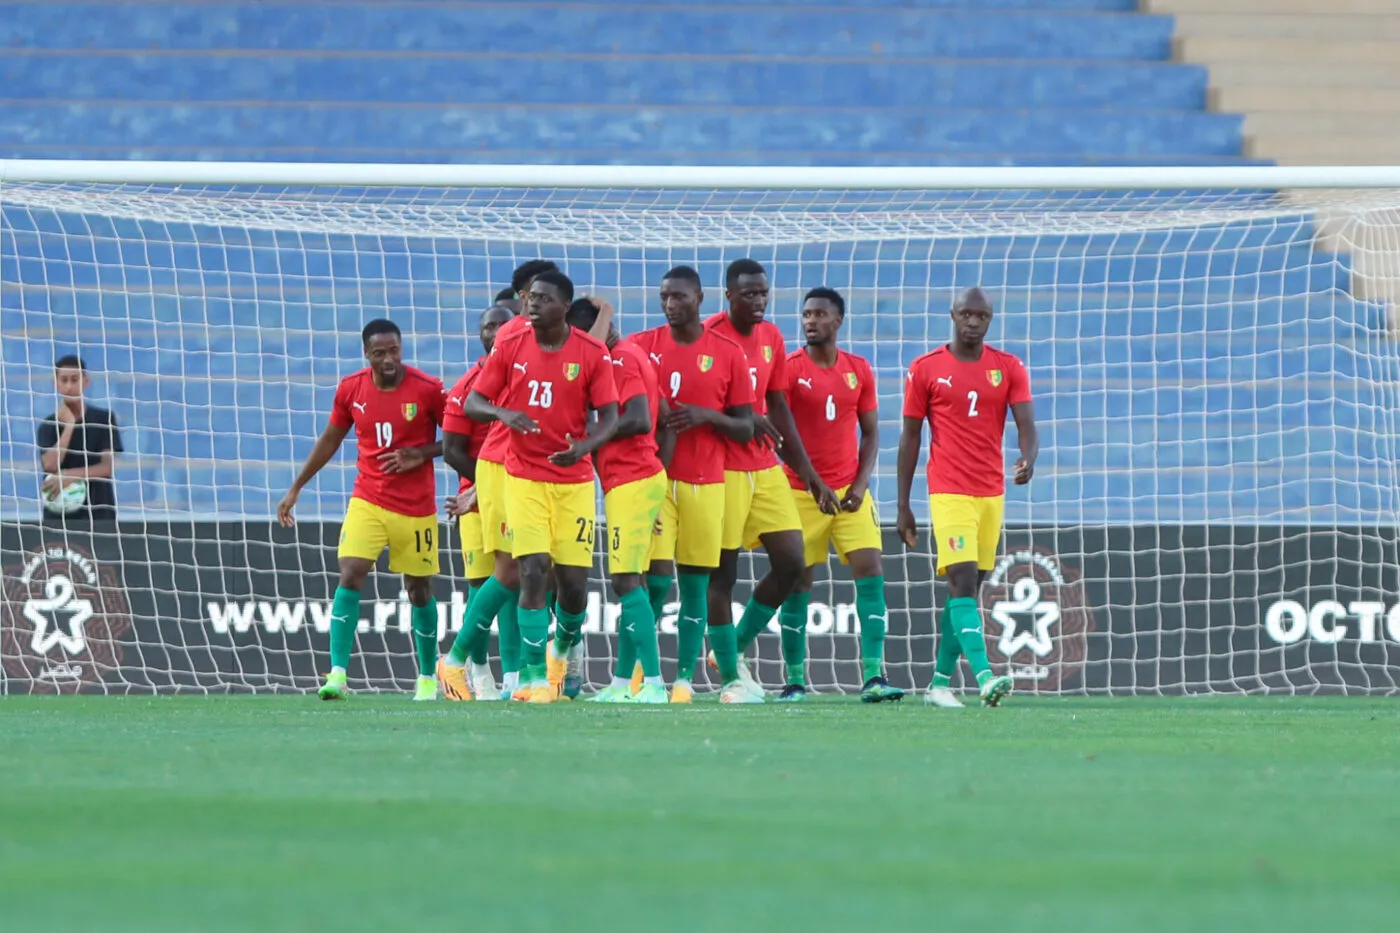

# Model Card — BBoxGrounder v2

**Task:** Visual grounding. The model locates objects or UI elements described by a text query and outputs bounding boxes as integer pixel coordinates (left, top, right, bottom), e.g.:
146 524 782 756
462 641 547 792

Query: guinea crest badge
986 369 1004 387
844 372 859 390
564 362 581 381
762 345 773 363
402 402 418 421
698 354 714 372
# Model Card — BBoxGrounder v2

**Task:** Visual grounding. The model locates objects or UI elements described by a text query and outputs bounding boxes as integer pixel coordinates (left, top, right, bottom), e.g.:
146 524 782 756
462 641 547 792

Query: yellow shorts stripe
929 493 1004 574
338 496 440 576
793 485 882 567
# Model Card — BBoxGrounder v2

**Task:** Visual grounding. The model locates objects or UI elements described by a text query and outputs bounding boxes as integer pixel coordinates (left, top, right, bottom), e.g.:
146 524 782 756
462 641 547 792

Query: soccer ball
43 477 87 515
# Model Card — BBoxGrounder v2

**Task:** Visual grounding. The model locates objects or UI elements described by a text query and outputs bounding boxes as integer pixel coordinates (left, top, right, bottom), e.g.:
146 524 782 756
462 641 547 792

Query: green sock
498 599 521 675
933 603 961 686
855 576 887 682
673 571 709 682
448 576 514 666
646 573 673 625
709 621 739 684
463 582 488 666
328 585 360 671
620 587 661 678
949 596 992 683
735 597 779 654
778 590 809 687
613 624 638 680
411 598 438 677
519 606 551 681
554 605 586 653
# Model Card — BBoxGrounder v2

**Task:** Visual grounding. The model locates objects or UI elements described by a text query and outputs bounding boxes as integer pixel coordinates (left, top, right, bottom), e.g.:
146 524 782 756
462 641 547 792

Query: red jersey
444 361 492 495
476 314 529 465
328 365 446 517
902 344 1032 498
596 340 663 494
474 324 619 484
629 325 753 486
704 311 789 471
782 348 877 491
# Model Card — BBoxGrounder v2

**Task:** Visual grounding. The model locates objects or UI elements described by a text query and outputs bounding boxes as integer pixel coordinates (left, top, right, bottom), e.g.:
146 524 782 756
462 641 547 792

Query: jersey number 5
528 379 554 408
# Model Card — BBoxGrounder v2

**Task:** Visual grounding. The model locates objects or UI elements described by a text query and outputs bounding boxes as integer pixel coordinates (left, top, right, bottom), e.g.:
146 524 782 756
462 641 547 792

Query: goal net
4 163 1400 695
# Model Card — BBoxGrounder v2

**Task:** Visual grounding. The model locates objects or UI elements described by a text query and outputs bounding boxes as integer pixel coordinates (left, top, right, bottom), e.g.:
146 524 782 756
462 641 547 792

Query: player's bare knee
768 532 806 584
791 567 814 595
337 560 370 591
492 553 519 589
709 551 738 594
612 572 643 597
945 563 979 599
404 576 432 607
554 566 589 614
849 549 883 581
517 555 549 607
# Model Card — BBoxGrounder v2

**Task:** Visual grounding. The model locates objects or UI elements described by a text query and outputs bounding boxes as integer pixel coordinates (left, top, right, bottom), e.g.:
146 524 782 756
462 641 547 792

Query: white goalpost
3 160 1400 696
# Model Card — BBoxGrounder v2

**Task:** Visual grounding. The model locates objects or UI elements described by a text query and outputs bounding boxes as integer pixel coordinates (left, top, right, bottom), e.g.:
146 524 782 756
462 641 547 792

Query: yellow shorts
794 485 882 567
476 458 511 555
930 493 1004 574
652 479 726 569
338 496 440 576
457 508 495 580
504 474 597 567
603 471 667 576
722 465 802 551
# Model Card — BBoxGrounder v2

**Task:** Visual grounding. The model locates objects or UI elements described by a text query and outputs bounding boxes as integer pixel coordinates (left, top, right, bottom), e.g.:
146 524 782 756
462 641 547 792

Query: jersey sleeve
474 344 510 401
329 377 354 428
1006 355 1032 406
614 354 646 408
35 417 57 456
767 332 790 393
425 377 447 426
723 343 755 408
857 359 878 414
586 347 620 409
902 361 929 420
442 374 475 435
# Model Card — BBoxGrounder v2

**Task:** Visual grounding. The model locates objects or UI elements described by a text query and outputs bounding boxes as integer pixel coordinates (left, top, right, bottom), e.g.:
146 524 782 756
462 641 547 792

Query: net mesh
4 181 1400 695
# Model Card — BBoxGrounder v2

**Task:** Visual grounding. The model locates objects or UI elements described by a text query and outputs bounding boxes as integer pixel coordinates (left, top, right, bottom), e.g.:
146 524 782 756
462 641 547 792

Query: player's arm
37 416 73 475
442 431 477 481
585 297 615 343
549 402 619 467
895 415 923 548
768 389 837 513
278 419 351 527
1011 400 1038 485
613 393 652 439
463 389 538 434
656 396 676 467
843 407 881 512
665 401 754 443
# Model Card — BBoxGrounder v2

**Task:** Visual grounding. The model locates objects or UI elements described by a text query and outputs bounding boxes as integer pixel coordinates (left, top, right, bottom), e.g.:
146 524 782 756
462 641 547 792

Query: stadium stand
1 0 1393 525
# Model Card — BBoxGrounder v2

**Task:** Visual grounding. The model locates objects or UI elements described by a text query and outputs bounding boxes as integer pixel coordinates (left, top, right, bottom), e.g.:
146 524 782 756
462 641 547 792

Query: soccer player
439 302 515 701
708 259 837 703
776 288 904 703
896 287 1038 708
461 270 619 703
278 319 447 702
565 299 670 705
631 265 755 703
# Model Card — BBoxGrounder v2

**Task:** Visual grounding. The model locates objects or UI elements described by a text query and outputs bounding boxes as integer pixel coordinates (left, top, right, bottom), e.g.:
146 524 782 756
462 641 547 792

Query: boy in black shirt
36 355 124 523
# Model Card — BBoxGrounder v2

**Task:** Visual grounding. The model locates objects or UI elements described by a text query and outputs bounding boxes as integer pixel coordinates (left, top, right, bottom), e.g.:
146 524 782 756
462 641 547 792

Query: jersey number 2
966 391 979 417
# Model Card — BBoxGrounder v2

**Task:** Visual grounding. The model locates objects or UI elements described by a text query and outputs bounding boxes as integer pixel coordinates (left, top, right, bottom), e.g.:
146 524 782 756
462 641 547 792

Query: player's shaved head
660 266 704 331
479 303 513 354
725 258 766 289
953 287 993 315
361 318 403 386
361 318 402 347
661 265 702 293
804 286 845 318
565 298 600 332
531 270 574 303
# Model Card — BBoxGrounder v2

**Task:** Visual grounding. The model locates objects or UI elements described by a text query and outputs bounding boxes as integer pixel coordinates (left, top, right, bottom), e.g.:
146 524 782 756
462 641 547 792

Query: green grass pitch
2 695 1397 932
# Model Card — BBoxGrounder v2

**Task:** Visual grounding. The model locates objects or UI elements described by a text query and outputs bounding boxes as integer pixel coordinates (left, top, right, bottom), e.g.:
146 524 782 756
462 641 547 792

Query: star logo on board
844 372 858 390
402 403 418 421
698 354 714 372
981 549 1094 693
564 362 581 381
986 370 1003 387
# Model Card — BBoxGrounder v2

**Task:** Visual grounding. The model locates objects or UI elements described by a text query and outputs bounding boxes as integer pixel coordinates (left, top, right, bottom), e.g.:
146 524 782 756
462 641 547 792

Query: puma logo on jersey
448 396 462 406
649 353 662 365
352 402 367 413
797 378 813 389
936 376 953 388
513 362 528 374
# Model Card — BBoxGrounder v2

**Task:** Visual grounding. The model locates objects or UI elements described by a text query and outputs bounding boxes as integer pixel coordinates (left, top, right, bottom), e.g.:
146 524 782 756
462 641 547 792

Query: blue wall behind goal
4 1 1398 525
